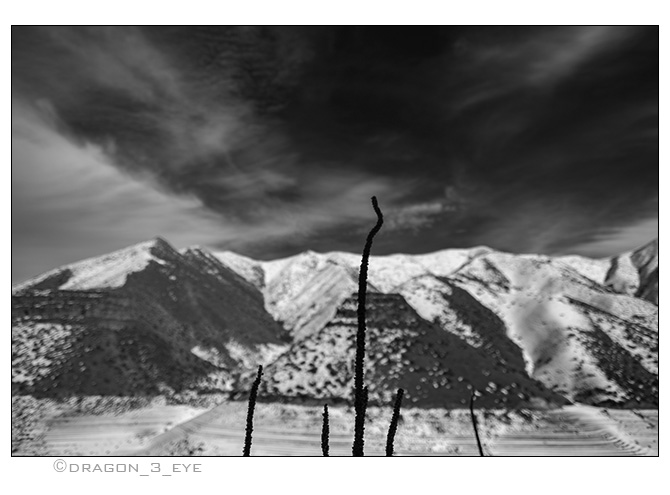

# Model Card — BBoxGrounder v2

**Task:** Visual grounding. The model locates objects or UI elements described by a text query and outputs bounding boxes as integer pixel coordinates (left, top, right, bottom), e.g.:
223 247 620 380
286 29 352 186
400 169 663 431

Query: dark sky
12 26 658 283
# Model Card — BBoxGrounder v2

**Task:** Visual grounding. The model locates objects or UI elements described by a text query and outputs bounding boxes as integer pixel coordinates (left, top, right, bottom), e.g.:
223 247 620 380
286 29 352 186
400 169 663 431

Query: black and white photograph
10 23 659 462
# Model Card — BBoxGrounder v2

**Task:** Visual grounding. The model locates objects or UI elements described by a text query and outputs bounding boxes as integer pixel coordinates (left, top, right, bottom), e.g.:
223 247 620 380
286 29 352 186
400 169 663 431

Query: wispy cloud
569 217 659 258
524 27 635 85
11 98 411 282
11 101 233 282
450 26 639 113
11 27 658 276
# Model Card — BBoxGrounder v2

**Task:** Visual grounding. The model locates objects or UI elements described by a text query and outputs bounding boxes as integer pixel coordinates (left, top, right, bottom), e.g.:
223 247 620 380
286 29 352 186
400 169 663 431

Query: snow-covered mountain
216 239 658 407
12 237 658 408
12 238 289 397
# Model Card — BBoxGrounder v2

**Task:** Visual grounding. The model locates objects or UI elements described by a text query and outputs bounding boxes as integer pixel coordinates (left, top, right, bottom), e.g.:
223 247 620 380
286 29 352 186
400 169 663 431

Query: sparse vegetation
243 365 263 456
386 388 404 456
470 390 485 456
166 438 206 456
321 404 329 456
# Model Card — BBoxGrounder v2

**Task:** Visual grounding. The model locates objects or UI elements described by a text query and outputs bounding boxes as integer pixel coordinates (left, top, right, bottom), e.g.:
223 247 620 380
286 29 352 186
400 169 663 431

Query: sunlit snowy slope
216 239 658 407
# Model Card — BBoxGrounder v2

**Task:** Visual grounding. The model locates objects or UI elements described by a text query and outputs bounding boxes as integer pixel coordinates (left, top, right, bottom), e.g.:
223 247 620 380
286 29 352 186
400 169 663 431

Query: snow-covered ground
26 400 654 456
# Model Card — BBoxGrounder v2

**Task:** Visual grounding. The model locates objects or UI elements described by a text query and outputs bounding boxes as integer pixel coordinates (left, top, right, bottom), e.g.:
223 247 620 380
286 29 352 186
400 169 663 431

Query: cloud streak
11 101 232 282
11 98 409 282
11 27 658 281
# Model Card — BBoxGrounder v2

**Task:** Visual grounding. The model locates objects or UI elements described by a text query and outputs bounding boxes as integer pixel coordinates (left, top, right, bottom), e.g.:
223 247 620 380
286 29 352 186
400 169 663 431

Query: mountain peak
136 236 177 254
13 237 183 293
632 238 658 263
12 236 659 407
149 235 171 246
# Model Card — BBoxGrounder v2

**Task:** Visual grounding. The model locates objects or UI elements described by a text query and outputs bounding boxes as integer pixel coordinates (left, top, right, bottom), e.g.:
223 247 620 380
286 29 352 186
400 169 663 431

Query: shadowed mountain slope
12 238 288 397
259 293 568 408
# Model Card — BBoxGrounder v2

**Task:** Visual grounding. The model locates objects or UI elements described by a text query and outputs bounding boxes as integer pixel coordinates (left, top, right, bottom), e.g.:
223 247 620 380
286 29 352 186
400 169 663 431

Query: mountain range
11 237 658 408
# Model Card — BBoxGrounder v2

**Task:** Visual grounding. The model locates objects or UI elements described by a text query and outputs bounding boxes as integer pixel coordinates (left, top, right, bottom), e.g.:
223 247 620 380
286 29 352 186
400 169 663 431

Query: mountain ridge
12 237 658 408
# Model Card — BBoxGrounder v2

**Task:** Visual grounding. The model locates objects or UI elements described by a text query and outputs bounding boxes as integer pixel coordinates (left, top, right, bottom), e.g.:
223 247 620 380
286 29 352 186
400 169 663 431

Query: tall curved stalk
352 196 383 457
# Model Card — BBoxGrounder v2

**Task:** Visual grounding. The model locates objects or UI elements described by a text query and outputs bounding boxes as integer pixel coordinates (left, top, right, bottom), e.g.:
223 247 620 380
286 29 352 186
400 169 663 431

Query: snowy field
13 398 657 456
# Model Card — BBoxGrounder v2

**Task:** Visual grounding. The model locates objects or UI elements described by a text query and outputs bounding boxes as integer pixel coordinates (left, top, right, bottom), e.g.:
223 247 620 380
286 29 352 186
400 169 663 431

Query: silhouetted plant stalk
353 196 384 457
469 389 485 456
242 365 263 456
386 388 404 456
321 404 330 456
